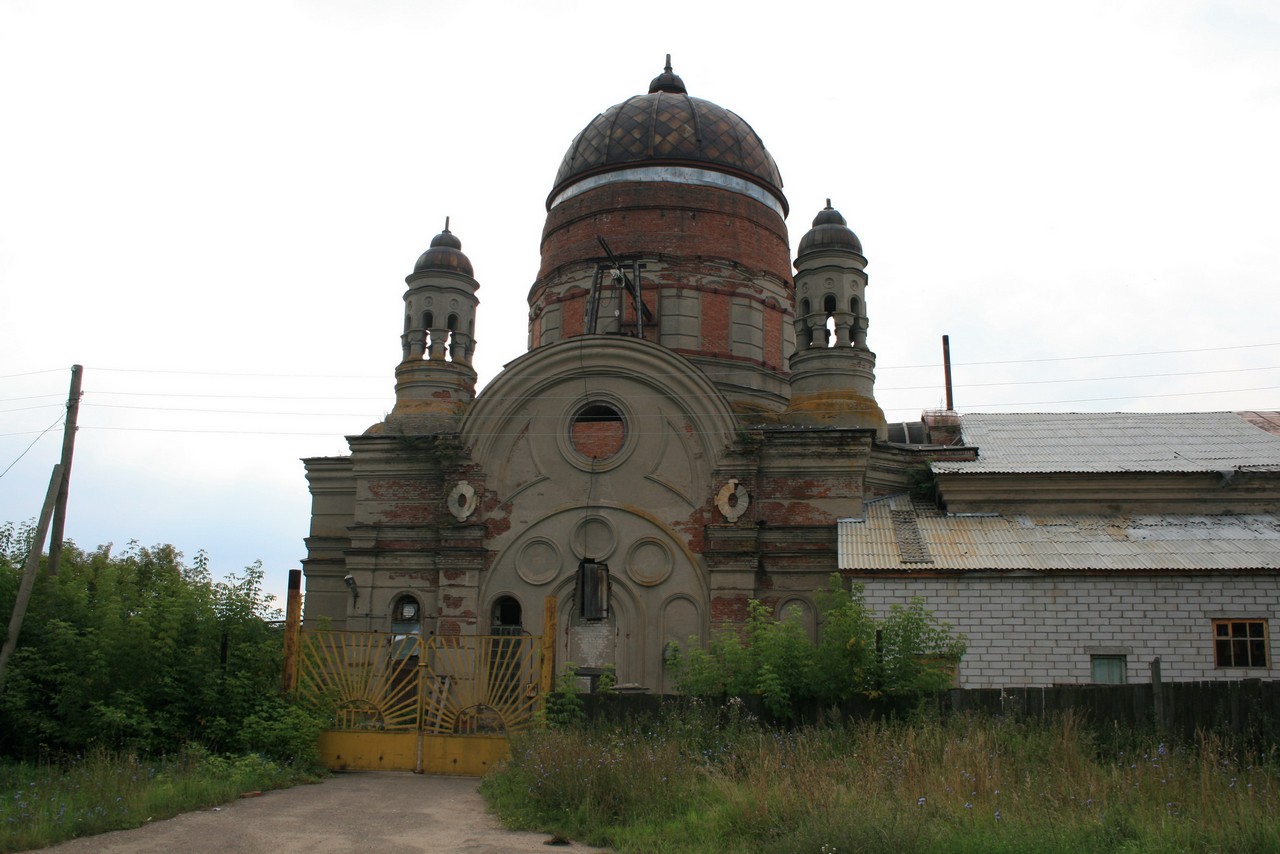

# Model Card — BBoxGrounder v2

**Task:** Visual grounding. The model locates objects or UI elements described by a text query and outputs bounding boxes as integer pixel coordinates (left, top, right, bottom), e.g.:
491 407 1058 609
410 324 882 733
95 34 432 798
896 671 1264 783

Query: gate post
541 596 557 698
281 569 303 693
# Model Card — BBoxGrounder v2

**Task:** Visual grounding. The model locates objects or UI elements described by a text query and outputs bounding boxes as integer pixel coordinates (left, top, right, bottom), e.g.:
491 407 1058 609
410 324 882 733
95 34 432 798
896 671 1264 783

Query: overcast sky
2 0 1278 602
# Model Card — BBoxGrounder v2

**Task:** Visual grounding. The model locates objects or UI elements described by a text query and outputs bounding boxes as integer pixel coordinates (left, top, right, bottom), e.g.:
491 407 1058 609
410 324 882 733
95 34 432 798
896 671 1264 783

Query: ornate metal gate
294 630 553 774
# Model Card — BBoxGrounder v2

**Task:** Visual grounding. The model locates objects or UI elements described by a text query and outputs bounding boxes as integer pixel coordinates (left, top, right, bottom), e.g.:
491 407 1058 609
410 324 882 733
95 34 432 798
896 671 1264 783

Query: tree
0 522 286 759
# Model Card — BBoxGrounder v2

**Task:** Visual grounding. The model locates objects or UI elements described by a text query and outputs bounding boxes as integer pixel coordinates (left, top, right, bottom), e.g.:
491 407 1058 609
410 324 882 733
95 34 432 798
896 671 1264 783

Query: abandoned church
301 60 1280 692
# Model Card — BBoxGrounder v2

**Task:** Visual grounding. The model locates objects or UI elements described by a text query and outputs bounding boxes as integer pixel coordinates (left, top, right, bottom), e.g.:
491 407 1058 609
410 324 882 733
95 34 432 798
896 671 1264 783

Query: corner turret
785 201 886 435
388 219 479 430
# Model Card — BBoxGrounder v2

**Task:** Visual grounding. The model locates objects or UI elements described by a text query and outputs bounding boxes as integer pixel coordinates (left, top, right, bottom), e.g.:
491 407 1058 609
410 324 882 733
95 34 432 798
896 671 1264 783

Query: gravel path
40 772 611 853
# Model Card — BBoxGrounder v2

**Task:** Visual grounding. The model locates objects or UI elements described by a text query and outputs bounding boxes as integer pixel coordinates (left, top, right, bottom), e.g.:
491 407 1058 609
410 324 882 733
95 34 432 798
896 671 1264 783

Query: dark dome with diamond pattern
548 61 786 214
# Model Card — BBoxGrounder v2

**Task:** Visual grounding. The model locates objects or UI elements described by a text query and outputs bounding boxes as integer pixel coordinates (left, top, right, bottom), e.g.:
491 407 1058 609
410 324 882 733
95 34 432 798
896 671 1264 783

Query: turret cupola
389 219 480 429
785 201 886 435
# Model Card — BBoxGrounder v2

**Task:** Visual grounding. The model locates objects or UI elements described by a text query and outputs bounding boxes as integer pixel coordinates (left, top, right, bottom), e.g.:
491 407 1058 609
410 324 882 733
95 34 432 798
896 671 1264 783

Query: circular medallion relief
626 538 673 586
571 515 618 561
447 481 477 521
716 479 750 522
516 537 562 586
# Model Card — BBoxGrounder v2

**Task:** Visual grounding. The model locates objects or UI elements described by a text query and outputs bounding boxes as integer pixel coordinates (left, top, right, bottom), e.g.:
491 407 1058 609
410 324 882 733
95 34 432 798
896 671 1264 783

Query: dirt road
41 772 610 853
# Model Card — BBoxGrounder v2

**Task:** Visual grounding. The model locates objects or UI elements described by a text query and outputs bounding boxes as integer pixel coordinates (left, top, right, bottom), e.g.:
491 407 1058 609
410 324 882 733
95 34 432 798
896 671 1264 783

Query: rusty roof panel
839 504 1280 571
1239 411 1280 437
932 412 1280 474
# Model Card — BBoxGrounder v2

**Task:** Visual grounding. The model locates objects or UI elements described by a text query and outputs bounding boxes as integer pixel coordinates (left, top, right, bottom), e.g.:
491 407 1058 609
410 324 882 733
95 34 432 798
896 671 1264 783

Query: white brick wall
856 574 1280 688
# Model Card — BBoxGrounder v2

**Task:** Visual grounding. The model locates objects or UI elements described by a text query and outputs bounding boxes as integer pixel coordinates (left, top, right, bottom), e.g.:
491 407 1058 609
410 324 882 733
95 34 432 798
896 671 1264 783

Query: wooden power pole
0 464 65 696
47 364 82 576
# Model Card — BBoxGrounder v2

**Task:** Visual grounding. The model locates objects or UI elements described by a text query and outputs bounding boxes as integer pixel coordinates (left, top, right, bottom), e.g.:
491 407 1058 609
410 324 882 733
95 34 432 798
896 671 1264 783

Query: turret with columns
785 201 886 435
389 219 479 429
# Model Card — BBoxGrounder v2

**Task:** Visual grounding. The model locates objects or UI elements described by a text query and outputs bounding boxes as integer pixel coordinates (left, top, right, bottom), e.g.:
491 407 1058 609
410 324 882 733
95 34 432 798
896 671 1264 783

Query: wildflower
994 809 1002 821
917 797 926 807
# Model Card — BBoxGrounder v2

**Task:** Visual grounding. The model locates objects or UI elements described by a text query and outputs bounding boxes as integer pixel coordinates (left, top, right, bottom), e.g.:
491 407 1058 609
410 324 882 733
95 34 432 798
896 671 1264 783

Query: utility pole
0 464 64 696
942 336 954 411
48 364 82 576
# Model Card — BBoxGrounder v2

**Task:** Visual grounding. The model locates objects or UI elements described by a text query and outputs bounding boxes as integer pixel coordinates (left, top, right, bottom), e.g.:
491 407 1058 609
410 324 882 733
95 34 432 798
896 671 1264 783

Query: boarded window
577 559 609 621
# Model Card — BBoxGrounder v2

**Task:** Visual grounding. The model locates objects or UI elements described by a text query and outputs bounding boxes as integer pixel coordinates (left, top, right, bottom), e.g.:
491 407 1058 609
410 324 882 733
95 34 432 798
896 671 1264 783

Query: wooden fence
581 679 1280 746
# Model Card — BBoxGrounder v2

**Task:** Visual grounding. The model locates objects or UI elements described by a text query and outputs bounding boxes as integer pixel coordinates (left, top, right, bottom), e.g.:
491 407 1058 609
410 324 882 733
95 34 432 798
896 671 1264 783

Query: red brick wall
570 420 625 460
540 182 791 282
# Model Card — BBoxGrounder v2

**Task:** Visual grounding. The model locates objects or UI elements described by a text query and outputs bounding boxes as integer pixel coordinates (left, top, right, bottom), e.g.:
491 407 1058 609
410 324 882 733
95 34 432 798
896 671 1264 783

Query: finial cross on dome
648 55 686 95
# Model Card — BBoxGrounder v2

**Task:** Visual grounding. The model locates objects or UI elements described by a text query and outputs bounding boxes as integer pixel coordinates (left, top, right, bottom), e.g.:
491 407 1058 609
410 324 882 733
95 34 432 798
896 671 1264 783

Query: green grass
481 700 1280 853
0 747 319 853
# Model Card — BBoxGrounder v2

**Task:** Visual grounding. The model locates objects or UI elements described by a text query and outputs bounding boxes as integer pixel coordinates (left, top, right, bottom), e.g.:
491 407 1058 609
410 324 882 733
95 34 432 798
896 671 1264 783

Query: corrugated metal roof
931 412 1280 474
838 499 1280 571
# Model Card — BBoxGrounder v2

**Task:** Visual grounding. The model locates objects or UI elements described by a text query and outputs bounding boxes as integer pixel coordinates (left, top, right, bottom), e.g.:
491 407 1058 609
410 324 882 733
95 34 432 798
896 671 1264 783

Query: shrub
674 574 965 715
239 697 328 770
0 521 285 760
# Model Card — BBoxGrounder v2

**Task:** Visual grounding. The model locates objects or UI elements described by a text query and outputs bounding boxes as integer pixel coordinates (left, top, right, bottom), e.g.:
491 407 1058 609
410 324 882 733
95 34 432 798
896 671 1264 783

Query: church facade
301 61 1280 690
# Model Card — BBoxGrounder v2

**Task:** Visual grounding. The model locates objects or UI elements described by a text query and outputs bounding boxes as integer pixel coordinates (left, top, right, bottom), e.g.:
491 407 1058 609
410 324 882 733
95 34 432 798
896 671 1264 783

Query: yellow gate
293 629 552 775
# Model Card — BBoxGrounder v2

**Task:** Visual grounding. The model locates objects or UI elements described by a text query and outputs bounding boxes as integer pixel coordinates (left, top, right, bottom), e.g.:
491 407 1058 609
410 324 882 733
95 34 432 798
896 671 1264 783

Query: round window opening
570 403 626 461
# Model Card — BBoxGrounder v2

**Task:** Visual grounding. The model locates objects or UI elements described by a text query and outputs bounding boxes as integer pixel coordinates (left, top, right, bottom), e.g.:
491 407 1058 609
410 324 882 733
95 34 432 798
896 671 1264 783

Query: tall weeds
482 705 1280 853
0 747 312 853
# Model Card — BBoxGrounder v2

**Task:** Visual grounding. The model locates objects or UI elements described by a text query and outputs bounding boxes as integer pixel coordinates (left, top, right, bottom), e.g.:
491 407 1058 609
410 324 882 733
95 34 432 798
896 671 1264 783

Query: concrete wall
856 574 1280 688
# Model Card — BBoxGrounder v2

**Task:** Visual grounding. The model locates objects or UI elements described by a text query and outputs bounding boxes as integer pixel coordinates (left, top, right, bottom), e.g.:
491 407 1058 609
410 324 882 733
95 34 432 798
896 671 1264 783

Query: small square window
1091 654 1127 684
1213 620 1269 668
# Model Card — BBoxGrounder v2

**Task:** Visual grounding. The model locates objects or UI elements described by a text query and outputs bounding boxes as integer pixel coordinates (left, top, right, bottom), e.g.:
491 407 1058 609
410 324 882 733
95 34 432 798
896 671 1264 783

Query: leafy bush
543 666 586 729
239 697 328 770
0 521 286 760
674 574 965 716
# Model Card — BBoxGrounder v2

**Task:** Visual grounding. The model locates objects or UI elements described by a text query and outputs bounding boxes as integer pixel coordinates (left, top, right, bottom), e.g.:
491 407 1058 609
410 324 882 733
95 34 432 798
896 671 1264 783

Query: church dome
412 221 473 277
547 59 786 215
796 201 862 257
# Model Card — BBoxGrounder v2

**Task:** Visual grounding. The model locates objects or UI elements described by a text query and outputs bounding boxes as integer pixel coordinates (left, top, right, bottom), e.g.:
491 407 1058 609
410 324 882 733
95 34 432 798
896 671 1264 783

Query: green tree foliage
0 521 290 760
673 574 966 717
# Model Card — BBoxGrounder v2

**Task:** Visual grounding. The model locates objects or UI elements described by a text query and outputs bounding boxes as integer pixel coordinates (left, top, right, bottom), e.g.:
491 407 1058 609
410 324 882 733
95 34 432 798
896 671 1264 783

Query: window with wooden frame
1213 619 1269 669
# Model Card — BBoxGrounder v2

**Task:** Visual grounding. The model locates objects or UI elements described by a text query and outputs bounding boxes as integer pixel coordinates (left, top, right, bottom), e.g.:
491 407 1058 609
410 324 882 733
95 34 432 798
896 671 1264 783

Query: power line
877 341 1280 371
82 426 349 437
5 341 1280 389
885 365 1280 392
85 403 381 417
58 384 1279 440
90 366 385 380
87 391 389 401
0 394 67 403
0 404 66 414
0 368 67 380
0 414 64 479
959 385 1280 410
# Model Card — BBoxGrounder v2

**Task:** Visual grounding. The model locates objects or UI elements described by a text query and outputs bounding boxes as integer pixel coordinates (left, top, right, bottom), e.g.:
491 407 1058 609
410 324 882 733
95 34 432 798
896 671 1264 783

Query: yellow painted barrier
318 731 511 776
